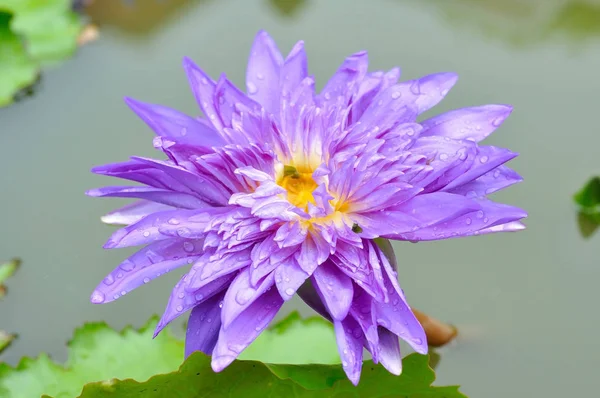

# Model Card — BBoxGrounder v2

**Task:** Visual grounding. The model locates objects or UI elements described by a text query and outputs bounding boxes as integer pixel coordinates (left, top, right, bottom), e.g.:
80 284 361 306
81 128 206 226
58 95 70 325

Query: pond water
1 0 599 396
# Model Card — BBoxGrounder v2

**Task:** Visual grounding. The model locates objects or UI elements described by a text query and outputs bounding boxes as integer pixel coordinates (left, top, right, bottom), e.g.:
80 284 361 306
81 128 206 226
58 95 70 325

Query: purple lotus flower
88 30 526 384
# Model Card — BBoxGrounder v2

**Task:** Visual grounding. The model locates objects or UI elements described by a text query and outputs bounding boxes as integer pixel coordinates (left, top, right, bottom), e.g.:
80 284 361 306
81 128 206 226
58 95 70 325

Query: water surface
1 0 599 396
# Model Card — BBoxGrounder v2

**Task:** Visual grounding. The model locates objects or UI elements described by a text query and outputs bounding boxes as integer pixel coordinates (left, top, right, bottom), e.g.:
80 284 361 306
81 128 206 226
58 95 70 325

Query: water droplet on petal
143 277 151 284
120 290 127 296
178 292 185 299
493 170 501 178
439 153 448 161
207 318 212 323
247 82 258 94
176 305 183 312
183 241 194 253
103 274 115 285
120 259 135 271
391 91 401 99
180 127 188 136
256 73 264 80
479 155 489 163
219 300 224 308
483 217 489 223
476 210 484 219
168 218 180 225
195 293 204 301
143 231 151 237
285 288 295 296
201 77 208 85
441 88 449 96
492 117 504 127
466 218 472 225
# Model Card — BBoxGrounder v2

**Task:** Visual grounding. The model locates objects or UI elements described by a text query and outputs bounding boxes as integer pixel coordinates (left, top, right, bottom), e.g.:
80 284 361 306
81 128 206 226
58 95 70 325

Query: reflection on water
577 212 599 238
84 0 202 35
412 0 600 45
268 0 308 17
550 2 600 40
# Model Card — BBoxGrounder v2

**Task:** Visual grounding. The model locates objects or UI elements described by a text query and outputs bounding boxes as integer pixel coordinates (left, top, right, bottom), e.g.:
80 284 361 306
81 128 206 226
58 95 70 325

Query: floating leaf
0 311 465 397
78 351 465 398
0 318 183 398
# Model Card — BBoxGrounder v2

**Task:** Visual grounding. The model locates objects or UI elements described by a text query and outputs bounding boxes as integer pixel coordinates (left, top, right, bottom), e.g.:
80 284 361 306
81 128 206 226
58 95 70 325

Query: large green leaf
0 0 82 106
0 318 184 398
77 351 465 398
0 312 466 397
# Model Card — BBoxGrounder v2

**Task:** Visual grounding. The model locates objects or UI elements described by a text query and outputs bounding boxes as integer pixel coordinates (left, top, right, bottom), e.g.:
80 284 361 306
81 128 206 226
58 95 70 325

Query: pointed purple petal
221 269 275 329
100 200 172 225
182 57 225 133
185 292 225 357
275 257 309 300
90 240 200 304
334 318 364 386
124 97 226 147
246 30 283 116
86 186 209 210
377 327 402 375
420 104 513 142
211 287 283 371
311 261 353 321
155 273 234 336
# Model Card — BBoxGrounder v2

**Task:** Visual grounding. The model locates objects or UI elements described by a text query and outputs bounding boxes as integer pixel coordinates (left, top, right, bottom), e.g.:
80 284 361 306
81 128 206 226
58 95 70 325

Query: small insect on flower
88 30 526 385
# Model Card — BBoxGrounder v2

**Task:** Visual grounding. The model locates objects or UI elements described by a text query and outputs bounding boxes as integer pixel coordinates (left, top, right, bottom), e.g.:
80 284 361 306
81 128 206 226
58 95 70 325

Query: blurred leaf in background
574 176 600 238
0 259 20 355
0 0 83 107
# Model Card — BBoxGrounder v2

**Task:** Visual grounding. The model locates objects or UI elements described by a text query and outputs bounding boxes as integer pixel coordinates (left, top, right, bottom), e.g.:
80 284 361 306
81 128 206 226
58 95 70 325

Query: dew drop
195 293 204 301
180 127 188 136
439 153 448 161
479 155 489 163
113 294 120 300
206 318 212 323
183 241 195 253
168 218 180 225
353 327 362 338
285 288 295 296
412 337 423 345
178 292 185 299
120 290 127 296
143 231 151 237
483 217 489 223
441 88 449 96
219 300 224 308
91 291 105 304
117 272 123 278
201 77 208 85
493 170 501 178
176 305 183 312
256 73 265 80
342 361 349 367
476 210 484 219
247 82 258 94
391 91 401 99
120 259 135 271
466 218 472 225
103 274 115 286
492 117 504 127
143 277 151 284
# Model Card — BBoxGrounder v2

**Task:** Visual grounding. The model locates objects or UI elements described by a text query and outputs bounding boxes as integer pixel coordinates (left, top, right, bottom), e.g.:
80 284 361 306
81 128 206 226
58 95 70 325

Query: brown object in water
413 309 458 347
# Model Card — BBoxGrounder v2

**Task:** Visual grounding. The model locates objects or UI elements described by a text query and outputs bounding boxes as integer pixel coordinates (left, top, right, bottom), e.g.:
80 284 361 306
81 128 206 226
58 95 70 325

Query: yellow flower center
277 165 318 210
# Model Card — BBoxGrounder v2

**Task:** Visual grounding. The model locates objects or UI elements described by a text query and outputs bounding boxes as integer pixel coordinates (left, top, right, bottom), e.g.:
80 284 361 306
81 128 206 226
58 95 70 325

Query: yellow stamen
277 165 318 210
